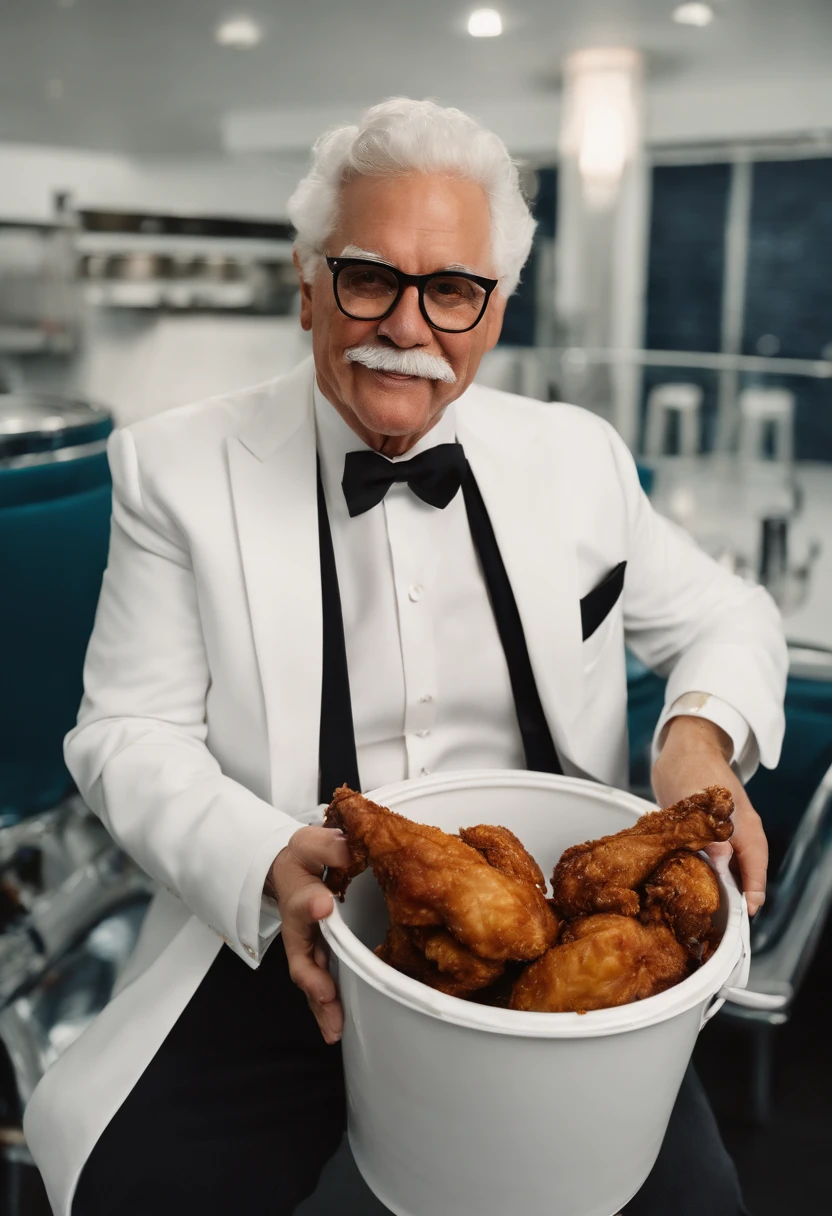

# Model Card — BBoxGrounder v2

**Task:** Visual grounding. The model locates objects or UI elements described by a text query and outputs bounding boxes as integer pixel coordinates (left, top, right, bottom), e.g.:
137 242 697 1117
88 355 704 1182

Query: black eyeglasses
326 256 498 334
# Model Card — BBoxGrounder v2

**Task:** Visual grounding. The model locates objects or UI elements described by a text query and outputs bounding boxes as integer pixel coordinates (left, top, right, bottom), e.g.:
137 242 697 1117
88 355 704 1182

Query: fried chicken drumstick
509 913 690 1014
549 785 733 919
325 787 559 964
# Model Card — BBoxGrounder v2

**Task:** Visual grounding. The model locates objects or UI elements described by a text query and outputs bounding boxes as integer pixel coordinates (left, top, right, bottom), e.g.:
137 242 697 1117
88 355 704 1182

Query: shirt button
243 943 256 958
408 584 424 602
420 766 431 777
416 729 430 738
419 694 433 704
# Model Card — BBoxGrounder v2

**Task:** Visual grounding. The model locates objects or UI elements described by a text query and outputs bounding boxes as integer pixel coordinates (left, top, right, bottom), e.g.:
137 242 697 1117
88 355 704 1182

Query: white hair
287 97 536 296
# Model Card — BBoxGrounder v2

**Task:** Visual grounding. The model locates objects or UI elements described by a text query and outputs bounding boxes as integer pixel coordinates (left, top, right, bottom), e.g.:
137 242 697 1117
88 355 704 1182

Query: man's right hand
269 825 352 1044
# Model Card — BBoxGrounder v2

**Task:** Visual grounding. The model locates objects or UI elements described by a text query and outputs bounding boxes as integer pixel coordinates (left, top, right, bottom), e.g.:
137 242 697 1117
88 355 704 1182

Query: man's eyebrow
338 245 480 276
339 244 387 262
443 261 479 275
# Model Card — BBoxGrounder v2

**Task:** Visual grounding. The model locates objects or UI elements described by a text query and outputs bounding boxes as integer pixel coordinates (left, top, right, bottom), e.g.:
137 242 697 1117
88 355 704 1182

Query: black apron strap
316 453 563 802
462 464 564 776
317 459 361 804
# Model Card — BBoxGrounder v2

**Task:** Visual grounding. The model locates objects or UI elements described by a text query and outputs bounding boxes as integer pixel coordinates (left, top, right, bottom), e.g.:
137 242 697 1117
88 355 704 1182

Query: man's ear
293 250 314 332
483 291 507 352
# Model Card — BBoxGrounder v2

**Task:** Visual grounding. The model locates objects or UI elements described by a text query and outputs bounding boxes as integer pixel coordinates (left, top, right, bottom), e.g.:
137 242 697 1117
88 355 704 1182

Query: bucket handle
701 897 790 1024
715 986 789 1013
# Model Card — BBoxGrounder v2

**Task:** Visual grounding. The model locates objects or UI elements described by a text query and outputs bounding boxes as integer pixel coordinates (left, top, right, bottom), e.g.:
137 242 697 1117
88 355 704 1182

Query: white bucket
321 771 766 1216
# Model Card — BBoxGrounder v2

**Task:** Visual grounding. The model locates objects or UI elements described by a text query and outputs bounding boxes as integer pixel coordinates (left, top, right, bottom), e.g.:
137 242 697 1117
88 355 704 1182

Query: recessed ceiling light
673 3 715 26
468 9 503 37
215 16 262 48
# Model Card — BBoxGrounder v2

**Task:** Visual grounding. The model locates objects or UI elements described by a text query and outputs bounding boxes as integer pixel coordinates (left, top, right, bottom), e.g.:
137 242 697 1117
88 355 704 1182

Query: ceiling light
215 16 262 48
560 49 643 210
468 9 503 37
673 3 715 26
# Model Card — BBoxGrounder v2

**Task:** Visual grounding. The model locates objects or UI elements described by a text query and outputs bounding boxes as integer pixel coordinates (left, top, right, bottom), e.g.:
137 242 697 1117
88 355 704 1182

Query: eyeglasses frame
325 256 499 334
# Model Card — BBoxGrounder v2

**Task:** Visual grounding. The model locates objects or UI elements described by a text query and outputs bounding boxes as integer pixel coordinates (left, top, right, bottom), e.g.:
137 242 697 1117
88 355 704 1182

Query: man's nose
376 285 432 347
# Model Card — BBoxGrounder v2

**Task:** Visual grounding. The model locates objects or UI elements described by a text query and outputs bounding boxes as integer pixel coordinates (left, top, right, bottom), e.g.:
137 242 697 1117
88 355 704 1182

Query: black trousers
73 941 748 1216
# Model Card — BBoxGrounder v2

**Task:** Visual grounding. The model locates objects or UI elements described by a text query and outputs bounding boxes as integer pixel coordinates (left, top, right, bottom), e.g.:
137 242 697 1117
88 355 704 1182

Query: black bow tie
342 443 467 517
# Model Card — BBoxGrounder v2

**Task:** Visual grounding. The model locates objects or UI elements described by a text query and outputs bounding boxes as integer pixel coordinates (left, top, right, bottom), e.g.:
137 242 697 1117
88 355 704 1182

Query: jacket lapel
227 358 322 811
457 388 583 761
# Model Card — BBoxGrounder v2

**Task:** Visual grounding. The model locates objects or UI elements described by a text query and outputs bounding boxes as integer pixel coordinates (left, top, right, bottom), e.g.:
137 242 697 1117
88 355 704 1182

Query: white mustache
344 344 457 384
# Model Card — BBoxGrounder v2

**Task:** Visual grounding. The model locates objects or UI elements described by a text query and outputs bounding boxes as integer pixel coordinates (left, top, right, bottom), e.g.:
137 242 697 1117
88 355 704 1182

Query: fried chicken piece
459 824 548 895
377 925 505 998
325 787 558 962
509 913 690 1013
642 852 722 961
549 786 734 919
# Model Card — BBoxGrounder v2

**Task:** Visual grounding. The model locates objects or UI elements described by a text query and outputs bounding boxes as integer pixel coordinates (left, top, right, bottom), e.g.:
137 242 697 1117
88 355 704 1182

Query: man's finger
288 826 351 874
283 925 343 1043
731 806 768 917
281 877 335 927
705 840 733 870
307 991 344 1044
282 919 338 1004
314 938 330 971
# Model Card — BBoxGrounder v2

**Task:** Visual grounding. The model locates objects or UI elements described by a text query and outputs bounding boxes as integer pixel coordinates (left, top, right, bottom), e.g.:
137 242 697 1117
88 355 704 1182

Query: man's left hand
652 714 767 916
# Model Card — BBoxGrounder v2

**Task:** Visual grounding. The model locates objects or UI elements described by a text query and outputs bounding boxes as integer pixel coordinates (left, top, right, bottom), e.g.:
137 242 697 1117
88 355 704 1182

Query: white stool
738 387 795 463
644 382 703 457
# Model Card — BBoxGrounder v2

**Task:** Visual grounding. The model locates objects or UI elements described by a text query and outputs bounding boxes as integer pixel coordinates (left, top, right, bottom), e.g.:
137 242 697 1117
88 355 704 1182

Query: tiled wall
742 157 832 461
643 155 832 460
642 162 731 453
498 167 557 348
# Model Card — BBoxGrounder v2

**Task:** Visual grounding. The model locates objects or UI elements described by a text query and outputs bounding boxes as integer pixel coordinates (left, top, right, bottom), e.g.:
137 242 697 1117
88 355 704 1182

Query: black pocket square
580 561 627 641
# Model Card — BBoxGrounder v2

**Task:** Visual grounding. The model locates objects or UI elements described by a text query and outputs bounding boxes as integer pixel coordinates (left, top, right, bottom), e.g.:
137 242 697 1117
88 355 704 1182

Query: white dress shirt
313 379 753 791
315 379 526 790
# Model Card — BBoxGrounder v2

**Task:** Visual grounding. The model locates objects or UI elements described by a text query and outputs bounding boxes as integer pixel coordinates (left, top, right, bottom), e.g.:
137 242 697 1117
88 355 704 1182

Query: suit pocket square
580 561 627 641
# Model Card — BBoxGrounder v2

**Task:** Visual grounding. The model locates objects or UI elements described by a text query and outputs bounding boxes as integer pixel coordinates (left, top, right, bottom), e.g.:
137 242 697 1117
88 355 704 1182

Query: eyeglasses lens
423 276 486 330
337 265 487 331
336 264 399 318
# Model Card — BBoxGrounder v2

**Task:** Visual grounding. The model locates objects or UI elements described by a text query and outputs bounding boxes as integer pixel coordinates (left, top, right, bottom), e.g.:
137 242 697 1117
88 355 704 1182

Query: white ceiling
1 0 831 155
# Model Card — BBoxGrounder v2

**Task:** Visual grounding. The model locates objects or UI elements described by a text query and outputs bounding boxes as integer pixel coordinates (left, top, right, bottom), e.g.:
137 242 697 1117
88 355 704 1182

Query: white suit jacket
24 356 787 1213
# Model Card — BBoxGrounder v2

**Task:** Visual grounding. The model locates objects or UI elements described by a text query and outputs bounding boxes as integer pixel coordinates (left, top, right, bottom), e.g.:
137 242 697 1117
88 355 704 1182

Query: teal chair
0 453 112 819
0 448 111 508
635 461 655 497
626 650 666 792
746 646 832 870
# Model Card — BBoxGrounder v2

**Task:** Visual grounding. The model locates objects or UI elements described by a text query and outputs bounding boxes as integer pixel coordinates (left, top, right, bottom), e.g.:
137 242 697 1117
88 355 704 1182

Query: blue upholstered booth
0 473 112 819
0 397 114 821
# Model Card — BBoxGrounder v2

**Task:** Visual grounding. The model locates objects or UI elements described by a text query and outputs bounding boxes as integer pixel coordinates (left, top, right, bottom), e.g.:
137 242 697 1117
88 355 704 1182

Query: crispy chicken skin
376 925 505 997
509 913 690 1013
642 852 722 960
325 787 559 962
549 785 734 919
459 824 548 894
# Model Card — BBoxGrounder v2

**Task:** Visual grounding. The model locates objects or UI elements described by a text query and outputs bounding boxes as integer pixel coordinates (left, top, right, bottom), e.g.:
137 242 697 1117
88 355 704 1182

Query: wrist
659 714 733 764
264 848 288 902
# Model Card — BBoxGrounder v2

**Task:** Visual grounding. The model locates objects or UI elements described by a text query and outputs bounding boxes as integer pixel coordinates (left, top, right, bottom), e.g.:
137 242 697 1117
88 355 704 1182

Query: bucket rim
321 770 747 1039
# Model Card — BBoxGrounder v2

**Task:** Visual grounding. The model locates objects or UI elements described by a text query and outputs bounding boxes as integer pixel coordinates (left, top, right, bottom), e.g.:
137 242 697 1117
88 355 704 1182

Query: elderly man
26 99 785 1216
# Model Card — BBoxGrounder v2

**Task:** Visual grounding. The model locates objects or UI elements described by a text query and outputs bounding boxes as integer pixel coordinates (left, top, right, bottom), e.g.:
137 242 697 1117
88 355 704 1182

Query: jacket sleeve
601 422 788 780
64 426 299 967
